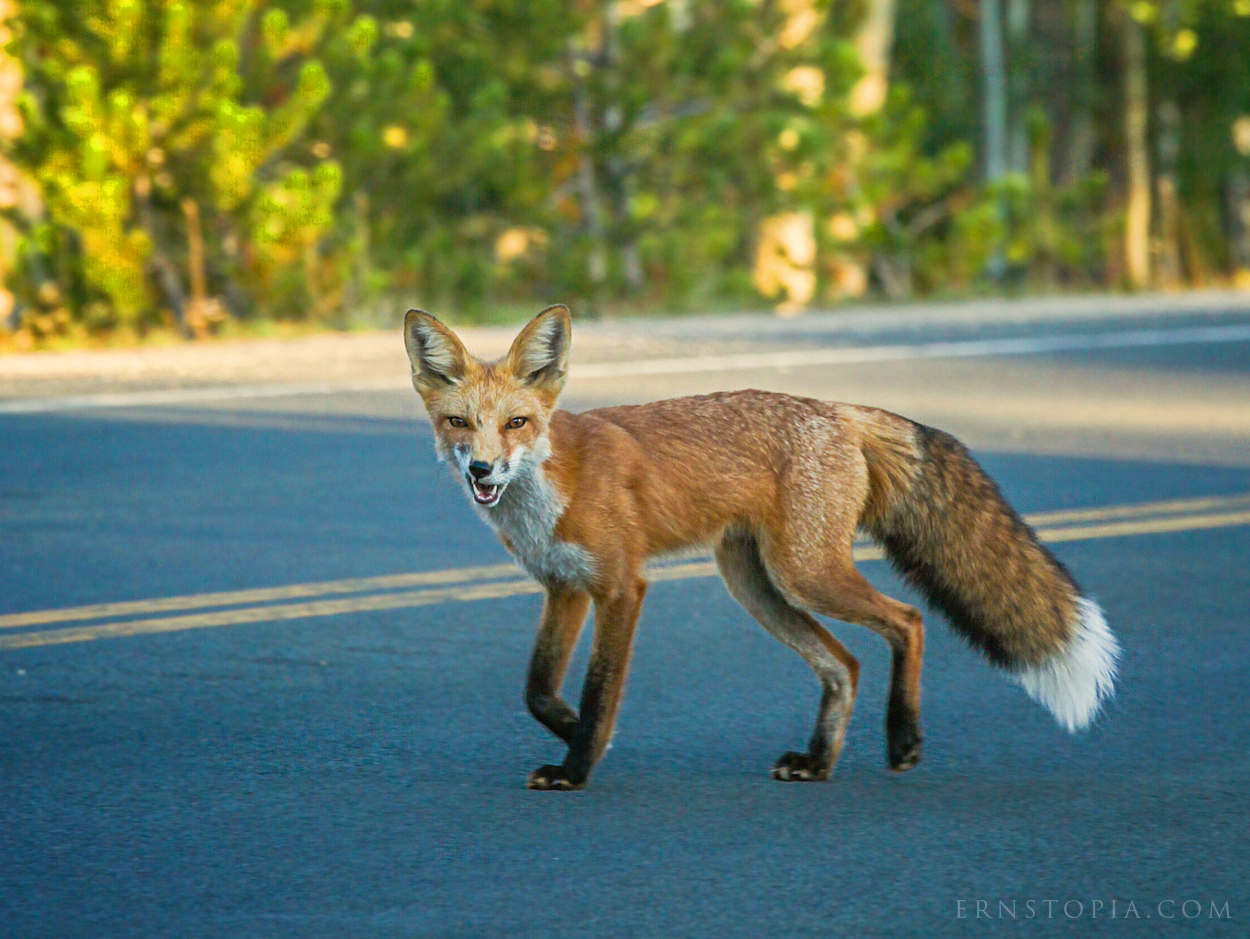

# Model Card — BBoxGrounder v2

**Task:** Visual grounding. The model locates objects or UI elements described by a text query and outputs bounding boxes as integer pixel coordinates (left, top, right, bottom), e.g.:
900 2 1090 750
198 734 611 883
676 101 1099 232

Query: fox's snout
466 457 510 483
449 444 512 506
453 445 508 481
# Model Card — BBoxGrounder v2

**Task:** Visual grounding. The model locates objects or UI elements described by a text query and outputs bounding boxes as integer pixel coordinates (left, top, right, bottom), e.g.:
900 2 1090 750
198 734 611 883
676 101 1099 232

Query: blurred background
0 0 1248 349
3 4 1250 933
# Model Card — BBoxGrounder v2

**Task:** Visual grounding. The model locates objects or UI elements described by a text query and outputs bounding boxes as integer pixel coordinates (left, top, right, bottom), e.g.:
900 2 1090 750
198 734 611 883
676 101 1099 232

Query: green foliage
5 0 1250 340
890 0 1250 289
10 0 347 333
850 86 976 295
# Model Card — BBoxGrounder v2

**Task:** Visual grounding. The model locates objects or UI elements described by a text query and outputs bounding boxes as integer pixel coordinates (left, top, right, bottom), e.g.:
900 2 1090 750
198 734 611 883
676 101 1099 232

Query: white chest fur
475 466 595 587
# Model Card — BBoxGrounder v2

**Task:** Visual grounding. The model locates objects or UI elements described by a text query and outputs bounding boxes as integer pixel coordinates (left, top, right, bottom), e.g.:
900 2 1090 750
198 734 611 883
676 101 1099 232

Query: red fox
404 305 1120 790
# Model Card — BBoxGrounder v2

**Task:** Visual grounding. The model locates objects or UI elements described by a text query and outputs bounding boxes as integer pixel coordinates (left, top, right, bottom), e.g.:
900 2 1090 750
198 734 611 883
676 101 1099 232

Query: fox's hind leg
716 530 860 781
764 544 926 772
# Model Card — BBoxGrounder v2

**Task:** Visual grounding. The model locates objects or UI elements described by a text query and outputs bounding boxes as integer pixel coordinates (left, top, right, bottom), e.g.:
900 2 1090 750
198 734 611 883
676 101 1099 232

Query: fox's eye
506 416 527 429
447 416 468 428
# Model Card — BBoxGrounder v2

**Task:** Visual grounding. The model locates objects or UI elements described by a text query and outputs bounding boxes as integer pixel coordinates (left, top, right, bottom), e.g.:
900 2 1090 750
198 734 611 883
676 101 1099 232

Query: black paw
886 706 923 772
526 764 584 791
770 751 833 782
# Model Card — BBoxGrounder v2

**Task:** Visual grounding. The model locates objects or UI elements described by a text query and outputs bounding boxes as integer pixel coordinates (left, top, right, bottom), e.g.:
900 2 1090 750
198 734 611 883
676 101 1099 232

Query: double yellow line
3 492 1249 652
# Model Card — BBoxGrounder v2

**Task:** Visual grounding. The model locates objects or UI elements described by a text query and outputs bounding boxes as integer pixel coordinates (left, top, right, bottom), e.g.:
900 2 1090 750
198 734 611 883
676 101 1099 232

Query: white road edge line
3 323 1250 413
572 323 1250 378
0 378 402 414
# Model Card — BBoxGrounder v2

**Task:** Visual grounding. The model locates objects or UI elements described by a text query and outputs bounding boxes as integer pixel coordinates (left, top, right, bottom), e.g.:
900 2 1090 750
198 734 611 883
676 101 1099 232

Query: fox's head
404 304 570 509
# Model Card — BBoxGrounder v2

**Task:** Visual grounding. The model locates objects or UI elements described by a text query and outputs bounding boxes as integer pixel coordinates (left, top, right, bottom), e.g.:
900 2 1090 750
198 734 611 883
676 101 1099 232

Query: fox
403 304 1120 791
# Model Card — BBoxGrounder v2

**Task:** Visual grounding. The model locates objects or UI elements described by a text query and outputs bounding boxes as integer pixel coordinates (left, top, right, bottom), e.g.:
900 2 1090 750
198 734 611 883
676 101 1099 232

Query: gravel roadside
3 290 1249 400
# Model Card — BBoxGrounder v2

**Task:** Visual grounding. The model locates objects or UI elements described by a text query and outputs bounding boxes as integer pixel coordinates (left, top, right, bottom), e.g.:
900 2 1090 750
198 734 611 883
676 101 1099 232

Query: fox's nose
468 461 493 481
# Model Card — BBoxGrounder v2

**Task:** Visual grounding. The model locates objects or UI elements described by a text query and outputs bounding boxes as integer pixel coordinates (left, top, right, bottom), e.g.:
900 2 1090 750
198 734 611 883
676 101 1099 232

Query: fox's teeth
471 480 500 503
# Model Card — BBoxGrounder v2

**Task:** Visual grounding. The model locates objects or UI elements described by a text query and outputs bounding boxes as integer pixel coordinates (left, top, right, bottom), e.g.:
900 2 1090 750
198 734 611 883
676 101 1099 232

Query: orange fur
404 307 1117 790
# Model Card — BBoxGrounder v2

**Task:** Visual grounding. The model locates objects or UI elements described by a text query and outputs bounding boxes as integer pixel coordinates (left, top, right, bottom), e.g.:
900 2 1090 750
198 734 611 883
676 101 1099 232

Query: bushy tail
857 415 1120 731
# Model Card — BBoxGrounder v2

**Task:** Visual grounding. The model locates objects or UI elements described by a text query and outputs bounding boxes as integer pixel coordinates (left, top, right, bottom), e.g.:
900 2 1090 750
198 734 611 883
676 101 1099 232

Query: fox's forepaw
526 764 584 791
770 751 833 782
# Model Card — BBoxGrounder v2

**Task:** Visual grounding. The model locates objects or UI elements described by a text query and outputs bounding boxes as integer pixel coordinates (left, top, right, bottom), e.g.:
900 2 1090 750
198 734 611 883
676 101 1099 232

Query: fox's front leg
525 587 592 742
527 577 647 791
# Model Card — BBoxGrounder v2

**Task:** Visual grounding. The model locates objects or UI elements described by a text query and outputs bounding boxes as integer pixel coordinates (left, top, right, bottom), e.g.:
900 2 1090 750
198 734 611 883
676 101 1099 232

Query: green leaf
347 16 378 57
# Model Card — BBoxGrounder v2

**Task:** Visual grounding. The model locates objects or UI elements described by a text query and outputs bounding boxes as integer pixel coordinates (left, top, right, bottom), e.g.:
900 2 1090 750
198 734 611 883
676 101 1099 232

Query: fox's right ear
404 309 469 392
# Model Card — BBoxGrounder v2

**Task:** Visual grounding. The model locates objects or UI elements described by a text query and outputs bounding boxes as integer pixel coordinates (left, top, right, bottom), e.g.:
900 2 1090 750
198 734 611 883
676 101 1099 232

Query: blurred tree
1161 0 1250 283
305 0 580 316
7 0 360 335
602 0 855 309
1 0 1248 344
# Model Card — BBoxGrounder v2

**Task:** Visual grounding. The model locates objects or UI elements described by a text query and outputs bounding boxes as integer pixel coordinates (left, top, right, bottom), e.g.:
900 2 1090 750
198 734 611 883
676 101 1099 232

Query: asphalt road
2 301 1249 937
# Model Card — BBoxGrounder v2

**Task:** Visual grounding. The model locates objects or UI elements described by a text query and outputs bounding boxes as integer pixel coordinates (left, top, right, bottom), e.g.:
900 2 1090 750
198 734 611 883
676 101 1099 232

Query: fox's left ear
505 304 571 397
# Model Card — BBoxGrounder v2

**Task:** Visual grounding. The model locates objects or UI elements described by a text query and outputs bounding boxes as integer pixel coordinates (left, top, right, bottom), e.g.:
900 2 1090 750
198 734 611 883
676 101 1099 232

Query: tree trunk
850 0 897 117
180 197 225 337
0 0 23 331
1154 100 1182 288
1151 0 1183 287
1229 171 1250 287
836 0 897 297
1006 0 1032 175
303 237 319 319
135 174 188 334
181 198 207 304
979 0 1008 281
980 0 1008 183
1122 11 1151 289
341 189 371 318
1064 0 1098 183
571 28 607 297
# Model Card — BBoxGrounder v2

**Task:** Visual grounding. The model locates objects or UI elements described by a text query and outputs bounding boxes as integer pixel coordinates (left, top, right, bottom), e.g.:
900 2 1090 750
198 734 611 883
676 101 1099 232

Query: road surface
2 296 1248 936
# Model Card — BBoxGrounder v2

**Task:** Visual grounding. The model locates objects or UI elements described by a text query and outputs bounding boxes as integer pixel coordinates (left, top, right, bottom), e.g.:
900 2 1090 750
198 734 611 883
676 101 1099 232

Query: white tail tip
1017 598 1120 732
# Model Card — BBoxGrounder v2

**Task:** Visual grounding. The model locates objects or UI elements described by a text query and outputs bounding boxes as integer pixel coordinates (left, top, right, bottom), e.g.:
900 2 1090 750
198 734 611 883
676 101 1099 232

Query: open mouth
468 478 504 507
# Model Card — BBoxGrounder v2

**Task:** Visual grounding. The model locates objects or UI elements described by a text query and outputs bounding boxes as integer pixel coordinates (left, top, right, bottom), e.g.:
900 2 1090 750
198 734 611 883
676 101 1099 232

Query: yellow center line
1 498 1248 652
0 563 522 631
1025 492 1250 527
0 579 544 651
8 493 1245 632
1035 509 1250 543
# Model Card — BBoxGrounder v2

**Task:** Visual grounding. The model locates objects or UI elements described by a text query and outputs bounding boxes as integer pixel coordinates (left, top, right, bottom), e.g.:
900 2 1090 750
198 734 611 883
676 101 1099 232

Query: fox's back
586 388 843 462
547 390 883 556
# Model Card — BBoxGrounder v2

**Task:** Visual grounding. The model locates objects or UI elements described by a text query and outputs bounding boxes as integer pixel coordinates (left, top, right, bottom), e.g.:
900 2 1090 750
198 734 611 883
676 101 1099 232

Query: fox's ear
505 304 571 395
404 309 469 391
